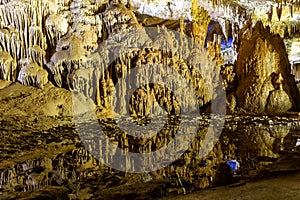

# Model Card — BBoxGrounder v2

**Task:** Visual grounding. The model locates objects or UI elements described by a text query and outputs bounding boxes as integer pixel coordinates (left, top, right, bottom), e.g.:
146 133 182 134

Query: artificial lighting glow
296 139 300 147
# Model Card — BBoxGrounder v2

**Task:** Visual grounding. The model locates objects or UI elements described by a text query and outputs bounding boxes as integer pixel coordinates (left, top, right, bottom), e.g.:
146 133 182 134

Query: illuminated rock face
0 1 300 197
190 0 210 47
0 0 48 85
236 22 300 113
252 3 300 38
43 1 223 115
0 0 299 114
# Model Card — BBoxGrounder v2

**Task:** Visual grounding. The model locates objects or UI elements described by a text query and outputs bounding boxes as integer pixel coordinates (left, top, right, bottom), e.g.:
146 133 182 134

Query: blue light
221 38 233 50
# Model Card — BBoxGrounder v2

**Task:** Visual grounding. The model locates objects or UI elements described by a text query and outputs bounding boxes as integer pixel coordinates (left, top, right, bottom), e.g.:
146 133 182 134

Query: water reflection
0 116 299 197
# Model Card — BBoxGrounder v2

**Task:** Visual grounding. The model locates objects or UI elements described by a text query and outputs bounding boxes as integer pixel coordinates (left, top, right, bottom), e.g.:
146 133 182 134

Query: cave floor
165 172 300 200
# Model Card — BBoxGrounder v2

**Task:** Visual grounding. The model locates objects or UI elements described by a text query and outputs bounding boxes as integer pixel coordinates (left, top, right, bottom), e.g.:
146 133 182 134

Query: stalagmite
190 0 210 47
236 21 300 113
45 13 69 49
0 50 13 81
17 61 48 88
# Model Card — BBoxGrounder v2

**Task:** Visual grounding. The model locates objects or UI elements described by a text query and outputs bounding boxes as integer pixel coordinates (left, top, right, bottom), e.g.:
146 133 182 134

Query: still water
0 114 299 198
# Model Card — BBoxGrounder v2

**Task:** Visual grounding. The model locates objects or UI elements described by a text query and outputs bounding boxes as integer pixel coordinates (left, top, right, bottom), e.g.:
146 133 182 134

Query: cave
0 0 300 199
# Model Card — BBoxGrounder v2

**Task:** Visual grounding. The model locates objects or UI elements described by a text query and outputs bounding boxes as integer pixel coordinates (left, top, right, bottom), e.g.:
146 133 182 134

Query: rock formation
236 21 300 113
0 0 48 86
0 112 296 195
1 1 300 198
190 0 210 47
0 0 298 114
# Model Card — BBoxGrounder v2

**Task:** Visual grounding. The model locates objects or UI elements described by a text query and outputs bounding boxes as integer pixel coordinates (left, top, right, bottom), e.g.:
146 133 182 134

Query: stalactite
277 4 283 21
0 0 50 86
268 5 273 22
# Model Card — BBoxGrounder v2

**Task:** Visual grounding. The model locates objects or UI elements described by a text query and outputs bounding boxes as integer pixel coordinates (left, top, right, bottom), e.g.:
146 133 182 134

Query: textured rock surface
236 21 300 113
190 0 210 47
0 1 300 199
0 0 298 114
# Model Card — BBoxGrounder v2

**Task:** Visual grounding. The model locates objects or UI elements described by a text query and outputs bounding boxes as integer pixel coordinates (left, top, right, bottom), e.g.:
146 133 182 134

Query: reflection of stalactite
0 121 296 192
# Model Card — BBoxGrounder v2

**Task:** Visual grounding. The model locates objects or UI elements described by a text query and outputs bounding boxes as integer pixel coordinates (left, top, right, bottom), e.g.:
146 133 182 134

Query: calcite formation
17 60 48 88
0 0 299 114
190 0 210 47
0 0 48 85
252 2 300 38
0 1 300 198
43 1 223 117
236 21 300 113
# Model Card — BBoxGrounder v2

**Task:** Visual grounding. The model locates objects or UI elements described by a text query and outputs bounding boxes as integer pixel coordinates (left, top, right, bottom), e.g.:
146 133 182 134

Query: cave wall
0 0 299 114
